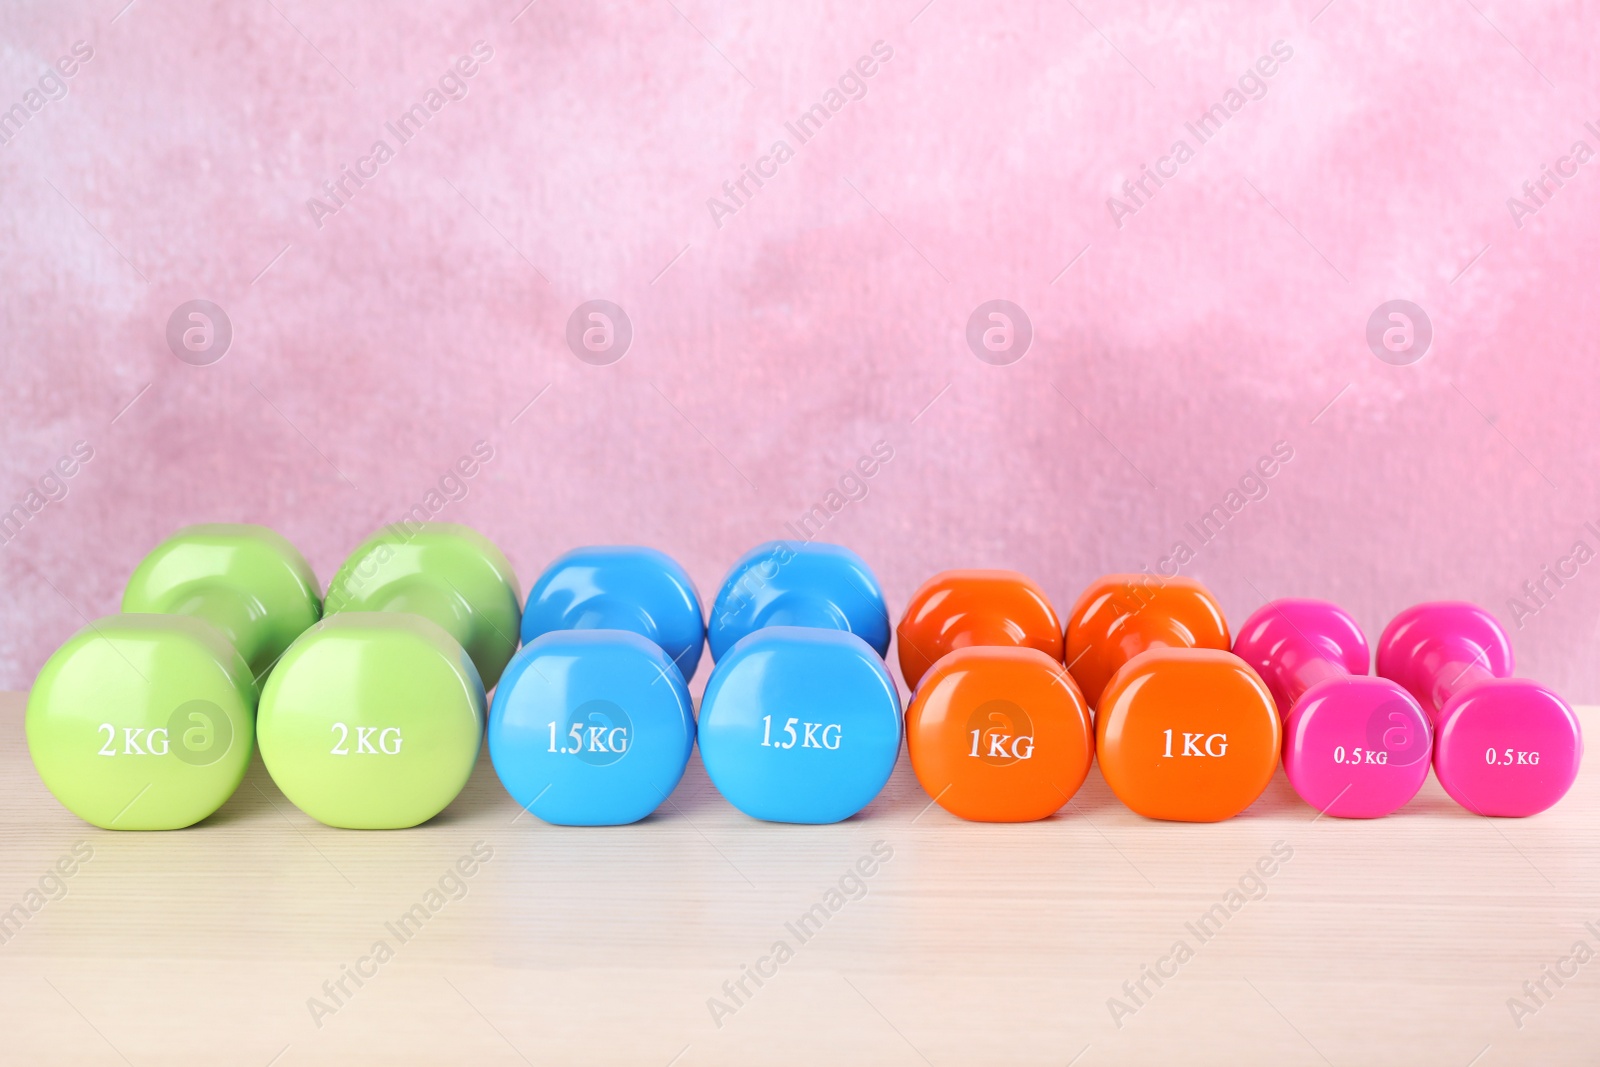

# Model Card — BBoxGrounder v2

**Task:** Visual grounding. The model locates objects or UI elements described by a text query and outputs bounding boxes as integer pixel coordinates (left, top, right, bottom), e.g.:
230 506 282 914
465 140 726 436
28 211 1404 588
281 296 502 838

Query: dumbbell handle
370 583 472 649
166 587 265 670
1111 619 1191 669
1417 652 1496 715
572 601 653 634
754 597 850 631
1271 651 1350 708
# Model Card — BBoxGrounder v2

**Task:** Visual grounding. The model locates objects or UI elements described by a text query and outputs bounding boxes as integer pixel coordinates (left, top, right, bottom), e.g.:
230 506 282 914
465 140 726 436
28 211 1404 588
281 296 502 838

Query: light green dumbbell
26 525 322 829
257 523 521 829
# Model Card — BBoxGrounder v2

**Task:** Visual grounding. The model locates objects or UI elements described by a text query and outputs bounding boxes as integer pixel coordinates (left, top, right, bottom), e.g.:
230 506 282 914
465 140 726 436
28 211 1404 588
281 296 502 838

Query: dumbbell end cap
27 614 256 830
905 645 1092 822
1095 647 1280 822
489 629 696 826
1434 678 1582 817
1283 676 1432 819
699 626 901 824
257 612 486 829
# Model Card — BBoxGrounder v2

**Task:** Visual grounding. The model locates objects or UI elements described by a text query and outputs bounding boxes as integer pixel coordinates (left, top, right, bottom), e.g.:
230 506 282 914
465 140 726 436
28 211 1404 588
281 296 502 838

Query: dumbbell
896 571 1092 822
1064 574 1280 822
27 524 321 829
487 546 702 826
698 541 901 824
1377 602 1582 817
256 523 521 829
1233 599 1433 818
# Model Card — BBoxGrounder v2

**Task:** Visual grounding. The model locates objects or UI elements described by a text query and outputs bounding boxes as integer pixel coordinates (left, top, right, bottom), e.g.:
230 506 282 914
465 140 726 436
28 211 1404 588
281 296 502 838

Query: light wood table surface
1 691 1596 1066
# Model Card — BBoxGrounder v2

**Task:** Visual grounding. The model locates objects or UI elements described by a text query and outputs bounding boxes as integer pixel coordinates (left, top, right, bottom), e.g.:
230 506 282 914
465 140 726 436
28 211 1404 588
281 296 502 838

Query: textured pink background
4 0 1599 698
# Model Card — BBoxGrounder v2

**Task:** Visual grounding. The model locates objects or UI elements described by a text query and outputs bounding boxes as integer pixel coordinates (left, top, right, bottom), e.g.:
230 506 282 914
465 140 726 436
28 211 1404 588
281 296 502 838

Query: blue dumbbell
699 541 901 824
487 546 703 826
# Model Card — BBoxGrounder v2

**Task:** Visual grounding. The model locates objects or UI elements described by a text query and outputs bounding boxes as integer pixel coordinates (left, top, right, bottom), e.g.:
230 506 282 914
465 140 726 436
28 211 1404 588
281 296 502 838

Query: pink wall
5 1 1599 698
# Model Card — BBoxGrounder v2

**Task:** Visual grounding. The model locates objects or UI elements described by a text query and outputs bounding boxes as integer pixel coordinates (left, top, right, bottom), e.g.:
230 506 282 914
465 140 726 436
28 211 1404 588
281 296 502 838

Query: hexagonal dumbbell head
1065 575 1280 822
699 542 900 824
1233 599 1432 819
897 570 1092 823
1377 602 1581 817
489 547 703 826
27 524 321 829
256 523 519 829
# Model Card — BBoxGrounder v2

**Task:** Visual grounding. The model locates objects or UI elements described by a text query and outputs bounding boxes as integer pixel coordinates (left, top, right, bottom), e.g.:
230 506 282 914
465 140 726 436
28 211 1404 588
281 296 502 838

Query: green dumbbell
257 523 521 829
27 525 321 829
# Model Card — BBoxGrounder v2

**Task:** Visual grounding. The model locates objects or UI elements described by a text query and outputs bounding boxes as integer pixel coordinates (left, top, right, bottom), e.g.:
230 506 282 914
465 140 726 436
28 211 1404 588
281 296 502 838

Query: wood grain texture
0 691 1595 1066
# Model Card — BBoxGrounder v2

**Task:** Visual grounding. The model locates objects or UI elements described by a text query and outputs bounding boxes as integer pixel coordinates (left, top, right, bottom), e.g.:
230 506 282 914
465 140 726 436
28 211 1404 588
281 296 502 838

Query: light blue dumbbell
699 542 901 824
488 547 702 826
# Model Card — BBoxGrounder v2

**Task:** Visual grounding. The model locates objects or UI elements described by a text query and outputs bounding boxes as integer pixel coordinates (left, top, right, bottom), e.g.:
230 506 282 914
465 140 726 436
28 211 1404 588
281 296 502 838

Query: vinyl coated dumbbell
698 541 901 824
1377 602 1582 817
27 524 321 829
1233 599 1433 818
488 546 701 826
257 523 521 829
897 571 1092 822
1065 575 1279 822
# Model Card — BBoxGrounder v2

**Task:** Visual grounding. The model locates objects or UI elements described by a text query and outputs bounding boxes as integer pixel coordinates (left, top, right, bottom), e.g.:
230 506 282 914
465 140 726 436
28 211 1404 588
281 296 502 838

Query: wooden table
1 691 1595 1065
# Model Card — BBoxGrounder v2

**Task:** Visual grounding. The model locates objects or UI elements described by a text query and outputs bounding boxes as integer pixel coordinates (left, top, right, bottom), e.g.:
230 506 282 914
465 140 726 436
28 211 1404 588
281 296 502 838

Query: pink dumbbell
1377 602 1582 817
1234 599 1433 818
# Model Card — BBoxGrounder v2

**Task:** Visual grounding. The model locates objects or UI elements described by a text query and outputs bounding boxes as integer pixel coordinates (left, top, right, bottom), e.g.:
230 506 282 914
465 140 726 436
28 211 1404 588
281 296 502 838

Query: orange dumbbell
1064 575 1279 822
897 571 1094 822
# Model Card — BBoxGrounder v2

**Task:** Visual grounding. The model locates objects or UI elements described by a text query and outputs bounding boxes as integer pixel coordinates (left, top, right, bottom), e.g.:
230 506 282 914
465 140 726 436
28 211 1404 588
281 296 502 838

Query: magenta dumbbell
1233 599 1433 818
1377 602 1582 817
